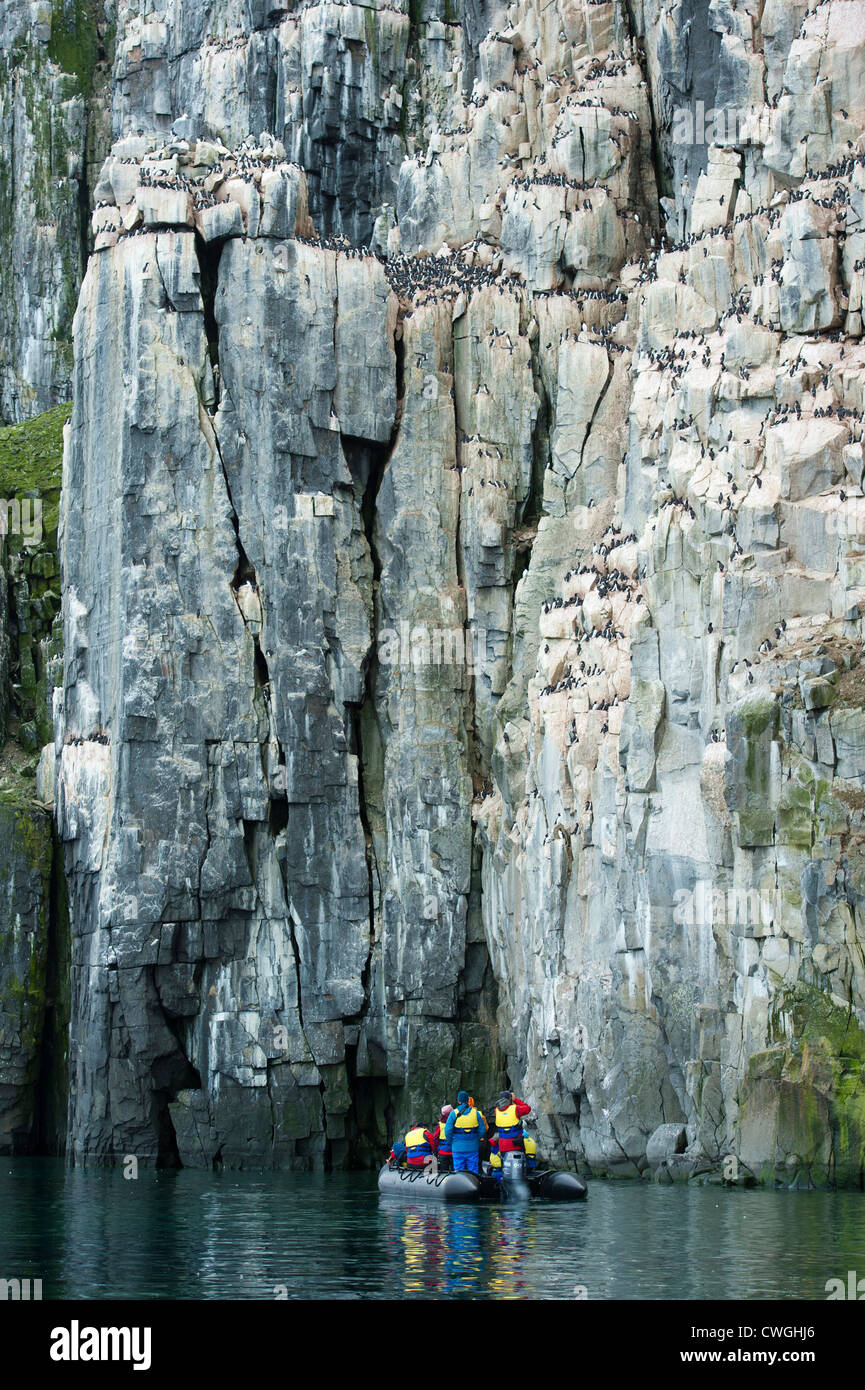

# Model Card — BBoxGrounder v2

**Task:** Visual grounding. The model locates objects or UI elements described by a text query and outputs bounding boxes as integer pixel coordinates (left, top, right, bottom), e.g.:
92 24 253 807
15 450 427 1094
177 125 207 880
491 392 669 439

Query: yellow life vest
405 1126 430 1150
523 1135 537 1157
490 1149 502 1169
454 1106 480 1131
495 1103 521 1132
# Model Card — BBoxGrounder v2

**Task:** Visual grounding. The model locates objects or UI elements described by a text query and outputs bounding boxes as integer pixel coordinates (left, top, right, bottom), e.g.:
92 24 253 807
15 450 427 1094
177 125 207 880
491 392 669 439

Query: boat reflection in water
379 1199 538 1299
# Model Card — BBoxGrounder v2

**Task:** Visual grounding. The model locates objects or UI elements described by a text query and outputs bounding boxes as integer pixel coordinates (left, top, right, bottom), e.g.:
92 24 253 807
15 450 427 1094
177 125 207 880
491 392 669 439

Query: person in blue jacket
388 1139 407 1168
444 1090 487 1174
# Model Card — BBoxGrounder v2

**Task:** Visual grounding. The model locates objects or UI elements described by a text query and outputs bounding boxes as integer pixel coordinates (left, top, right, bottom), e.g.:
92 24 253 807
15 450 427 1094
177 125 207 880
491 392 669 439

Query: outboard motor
502 1150 530 1200
502 1151 525 1181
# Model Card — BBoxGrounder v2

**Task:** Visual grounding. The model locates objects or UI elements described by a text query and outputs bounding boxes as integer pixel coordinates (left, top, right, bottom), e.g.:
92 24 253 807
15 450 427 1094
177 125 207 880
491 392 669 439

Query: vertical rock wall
56 175 506 1165
0 803 52 1151
0 5 104 1155
0 404 69 1154
0 0 863 1179
0 1 114 423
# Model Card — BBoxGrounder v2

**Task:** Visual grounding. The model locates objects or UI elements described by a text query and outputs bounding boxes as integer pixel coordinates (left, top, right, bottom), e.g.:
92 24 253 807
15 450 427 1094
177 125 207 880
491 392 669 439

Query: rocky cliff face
0 1 114 423
3 0 865 1182
0 403 68 1153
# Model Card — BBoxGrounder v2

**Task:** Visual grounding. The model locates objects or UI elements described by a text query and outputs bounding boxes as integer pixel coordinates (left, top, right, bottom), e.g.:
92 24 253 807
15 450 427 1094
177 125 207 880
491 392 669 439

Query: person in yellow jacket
404 1121 437 1167
444 1090 487 1173
492 1090 531 1154
488 1135 503 1181
522 1127 538 1172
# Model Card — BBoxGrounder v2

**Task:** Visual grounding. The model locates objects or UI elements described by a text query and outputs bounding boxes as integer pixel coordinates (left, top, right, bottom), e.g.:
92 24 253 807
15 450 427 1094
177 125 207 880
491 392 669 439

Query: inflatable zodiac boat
377 1162 587 1202
377 1164 481 1201
477 1168 588 1201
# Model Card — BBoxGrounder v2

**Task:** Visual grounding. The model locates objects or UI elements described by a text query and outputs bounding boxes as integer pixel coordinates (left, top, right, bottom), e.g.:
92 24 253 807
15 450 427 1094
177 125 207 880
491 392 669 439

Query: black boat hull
377 1164 480 1201
377 1164 587 1202
477 1168 588 1202
530 1169 588 1201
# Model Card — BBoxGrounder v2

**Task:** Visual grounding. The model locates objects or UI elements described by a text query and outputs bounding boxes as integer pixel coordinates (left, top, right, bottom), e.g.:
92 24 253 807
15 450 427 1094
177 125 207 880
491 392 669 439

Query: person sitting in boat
404 1122 437 1167
387 1139 407 1168
444 1090 487 1174
435 1105 454 1170
522 1127 538 1172
488 1134 503 1182
492 1091 532 1155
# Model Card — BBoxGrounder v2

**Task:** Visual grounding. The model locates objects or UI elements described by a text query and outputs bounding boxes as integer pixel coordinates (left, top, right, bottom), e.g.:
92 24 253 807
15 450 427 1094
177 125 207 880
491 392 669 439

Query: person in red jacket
491 1091 532 1152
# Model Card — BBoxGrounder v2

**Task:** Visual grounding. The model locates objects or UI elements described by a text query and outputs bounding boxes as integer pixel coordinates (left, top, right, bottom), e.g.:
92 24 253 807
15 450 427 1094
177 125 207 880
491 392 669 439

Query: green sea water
1 1160 863 1300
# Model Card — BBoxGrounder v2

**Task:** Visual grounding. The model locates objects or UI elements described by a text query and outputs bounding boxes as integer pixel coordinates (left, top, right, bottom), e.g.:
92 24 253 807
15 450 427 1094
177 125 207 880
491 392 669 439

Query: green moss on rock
737 984 865 1187
47 0 101 98
776 756 814 851
0 804 53 1150
0 401 69 537
0 404 67 756
728 690 779 847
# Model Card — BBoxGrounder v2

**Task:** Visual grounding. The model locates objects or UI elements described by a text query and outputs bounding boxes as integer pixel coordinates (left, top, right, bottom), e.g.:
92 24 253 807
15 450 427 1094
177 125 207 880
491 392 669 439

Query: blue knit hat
457 1090 469 1104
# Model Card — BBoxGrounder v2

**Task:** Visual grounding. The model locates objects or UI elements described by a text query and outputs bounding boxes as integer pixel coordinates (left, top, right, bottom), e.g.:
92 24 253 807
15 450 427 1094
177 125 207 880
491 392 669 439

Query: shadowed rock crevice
152 1092 183 1168
196 234 224 387
337 321 405 1160
32 822 71 1156
620 0 666 206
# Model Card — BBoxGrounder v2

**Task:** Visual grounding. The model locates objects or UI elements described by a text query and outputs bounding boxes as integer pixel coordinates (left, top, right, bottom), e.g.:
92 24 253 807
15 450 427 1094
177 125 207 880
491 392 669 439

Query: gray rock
2 0 864 1187
646 1122 687 1165
0 805 56 1153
